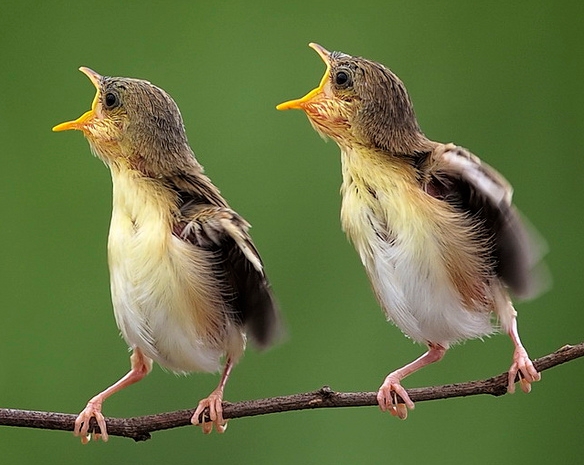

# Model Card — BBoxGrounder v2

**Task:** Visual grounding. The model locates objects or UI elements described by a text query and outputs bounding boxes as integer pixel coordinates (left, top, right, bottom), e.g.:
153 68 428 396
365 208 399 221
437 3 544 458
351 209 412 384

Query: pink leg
377 343 446 419
507 316 541 394
191 357 234 434
74 348 152 443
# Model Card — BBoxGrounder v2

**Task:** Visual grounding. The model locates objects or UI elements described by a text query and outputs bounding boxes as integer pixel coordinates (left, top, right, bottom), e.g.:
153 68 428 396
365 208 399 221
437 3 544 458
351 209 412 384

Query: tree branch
1 342 582 442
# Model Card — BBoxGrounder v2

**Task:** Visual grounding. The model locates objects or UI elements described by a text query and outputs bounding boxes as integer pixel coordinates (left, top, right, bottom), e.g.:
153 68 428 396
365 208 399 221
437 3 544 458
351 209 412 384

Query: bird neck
339 144 421 199
389 130 435 158
108 159 177 226
131 145 205 179
363 127 435 159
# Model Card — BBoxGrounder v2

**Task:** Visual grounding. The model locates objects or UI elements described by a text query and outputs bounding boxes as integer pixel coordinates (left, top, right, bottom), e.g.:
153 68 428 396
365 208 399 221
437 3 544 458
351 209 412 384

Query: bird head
277 43 429 155
53 68 193 173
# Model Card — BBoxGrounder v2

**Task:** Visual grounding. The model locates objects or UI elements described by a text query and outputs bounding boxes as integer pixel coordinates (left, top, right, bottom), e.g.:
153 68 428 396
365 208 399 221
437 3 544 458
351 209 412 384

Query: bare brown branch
1 342 582 442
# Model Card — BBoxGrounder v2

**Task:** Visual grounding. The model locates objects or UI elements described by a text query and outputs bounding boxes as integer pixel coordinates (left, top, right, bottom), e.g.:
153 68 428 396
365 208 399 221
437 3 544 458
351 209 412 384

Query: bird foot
507 346 541 394
191 389 228 434
74 399 108 444
377 375 415 420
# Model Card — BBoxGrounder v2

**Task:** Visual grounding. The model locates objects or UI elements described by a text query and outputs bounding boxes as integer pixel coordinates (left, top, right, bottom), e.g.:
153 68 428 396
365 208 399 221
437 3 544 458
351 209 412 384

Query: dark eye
104 92 119 109
334 70 352 87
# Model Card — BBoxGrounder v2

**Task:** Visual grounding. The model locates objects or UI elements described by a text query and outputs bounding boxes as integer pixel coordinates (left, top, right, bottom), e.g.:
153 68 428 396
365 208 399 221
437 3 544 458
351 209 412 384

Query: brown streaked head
53 68 194 173
277 43 431 155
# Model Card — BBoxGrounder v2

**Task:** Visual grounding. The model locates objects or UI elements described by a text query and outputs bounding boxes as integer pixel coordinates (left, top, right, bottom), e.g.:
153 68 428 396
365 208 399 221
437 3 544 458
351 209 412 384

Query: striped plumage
278 43 544 418
54 68 280 440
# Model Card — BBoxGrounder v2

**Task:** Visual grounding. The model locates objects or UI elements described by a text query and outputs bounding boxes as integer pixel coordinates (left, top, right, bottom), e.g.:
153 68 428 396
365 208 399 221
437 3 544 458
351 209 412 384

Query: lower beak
276 43 331 111
53 67 103 132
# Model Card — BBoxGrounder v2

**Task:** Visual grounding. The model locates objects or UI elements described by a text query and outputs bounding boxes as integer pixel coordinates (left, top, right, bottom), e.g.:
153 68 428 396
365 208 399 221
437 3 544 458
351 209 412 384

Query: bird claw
377 376 415 420
394 399 409 420
74 400 108 443
507 347 541 394
191 390 228 434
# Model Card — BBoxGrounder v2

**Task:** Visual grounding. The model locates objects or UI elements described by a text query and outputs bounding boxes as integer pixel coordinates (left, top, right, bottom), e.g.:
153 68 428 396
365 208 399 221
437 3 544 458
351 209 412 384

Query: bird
277 43 544 419
53 67 281 441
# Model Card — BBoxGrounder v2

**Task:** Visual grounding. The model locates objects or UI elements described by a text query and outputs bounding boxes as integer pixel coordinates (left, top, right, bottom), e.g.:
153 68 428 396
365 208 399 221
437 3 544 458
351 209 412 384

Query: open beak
276 43 331 111
52 67 103 132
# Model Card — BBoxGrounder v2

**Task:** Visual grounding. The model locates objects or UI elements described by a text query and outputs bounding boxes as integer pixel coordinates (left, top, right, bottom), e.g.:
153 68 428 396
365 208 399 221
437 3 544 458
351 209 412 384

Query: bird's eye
104 92 119 109
334 70 352 88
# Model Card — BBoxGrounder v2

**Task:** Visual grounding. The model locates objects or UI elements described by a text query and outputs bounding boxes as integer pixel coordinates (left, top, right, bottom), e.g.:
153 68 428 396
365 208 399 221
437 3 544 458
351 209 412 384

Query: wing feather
175 190 281 349
426 144 547 299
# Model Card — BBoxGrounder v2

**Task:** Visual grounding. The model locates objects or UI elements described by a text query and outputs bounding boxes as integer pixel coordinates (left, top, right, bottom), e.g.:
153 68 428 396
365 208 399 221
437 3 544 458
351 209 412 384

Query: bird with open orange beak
54 67 281 441
278 44 545 419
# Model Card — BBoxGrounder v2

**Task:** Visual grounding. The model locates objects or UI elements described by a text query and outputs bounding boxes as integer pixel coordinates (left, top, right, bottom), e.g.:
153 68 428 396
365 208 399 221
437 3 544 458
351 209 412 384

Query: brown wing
176 202 281 349
425 143 546 299
166 171 281 349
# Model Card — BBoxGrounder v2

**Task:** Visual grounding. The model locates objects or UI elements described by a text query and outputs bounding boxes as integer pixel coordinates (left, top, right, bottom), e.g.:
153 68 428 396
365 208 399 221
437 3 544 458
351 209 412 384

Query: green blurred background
1 1 582 464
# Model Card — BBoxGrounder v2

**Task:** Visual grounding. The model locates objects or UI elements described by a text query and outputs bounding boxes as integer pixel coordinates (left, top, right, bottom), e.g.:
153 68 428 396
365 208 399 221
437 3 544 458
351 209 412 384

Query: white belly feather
107 166 244 374
368 234 494 347
340 148 494 347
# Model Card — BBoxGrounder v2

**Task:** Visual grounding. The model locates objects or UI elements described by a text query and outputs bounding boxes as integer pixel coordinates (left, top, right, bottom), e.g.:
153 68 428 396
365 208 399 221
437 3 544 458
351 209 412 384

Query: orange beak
276 43 331 111
52 67 103 132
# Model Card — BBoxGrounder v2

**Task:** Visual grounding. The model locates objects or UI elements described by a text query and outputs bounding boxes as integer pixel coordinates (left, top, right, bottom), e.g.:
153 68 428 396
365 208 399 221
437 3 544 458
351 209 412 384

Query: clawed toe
191 390 227 434
74 401 108 443
377 378 414 420
508 349 540 394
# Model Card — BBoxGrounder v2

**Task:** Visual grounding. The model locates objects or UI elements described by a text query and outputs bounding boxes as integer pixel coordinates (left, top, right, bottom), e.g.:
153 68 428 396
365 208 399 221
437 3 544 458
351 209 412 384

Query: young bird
53 68 280 441
277 44 543 419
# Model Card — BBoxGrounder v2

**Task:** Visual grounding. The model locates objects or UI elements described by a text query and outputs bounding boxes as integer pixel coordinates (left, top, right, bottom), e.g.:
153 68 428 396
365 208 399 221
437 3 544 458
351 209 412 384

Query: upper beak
276 43 331 111
52 67 103 132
